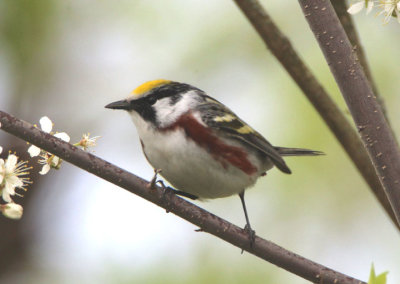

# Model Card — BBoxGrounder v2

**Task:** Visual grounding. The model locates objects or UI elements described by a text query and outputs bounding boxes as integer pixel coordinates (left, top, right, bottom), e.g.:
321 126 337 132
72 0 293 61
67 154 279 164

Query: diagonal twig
331 0 389 122
232 0 398 229
299 0 400 227
0 110 366 284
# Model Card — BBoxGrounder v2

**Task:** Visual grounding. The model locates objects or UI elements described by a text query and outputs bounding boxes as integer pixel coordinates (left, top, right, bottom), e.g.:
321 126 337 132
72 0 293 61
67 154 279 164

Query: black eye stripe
131 100 156 123
147 96 157 105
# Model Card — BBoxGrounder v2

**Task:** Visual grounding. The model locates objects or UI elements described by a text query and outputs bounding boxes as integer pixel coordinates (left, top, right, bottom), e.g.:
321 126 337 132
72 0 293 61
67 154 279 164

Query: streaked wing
196 97 291 174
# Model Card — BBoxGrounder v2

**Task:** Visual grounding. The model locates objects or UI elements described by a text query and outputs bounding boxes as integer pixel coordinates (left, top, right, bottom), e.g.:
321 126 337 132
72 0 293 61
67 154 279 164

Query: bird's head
105 79 205 128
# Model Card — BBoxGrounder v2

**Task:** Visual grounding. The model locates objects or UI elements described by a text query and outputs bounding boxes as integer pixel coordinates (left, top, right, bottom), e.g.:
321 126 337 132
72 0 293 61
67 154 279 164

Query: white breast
128 111 269 199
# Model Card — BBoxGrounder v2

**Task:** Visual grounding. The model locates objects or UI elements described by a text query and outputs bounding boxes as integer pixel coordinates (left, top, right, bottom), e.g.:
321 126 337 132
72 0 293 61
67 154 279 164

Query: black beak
105 99 130 110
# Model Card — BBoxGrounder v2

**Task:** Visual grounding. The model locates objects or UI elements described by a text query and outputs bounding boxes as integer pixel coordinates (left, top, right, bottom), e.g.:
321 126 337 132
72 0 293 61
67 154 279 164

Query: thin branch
232 0 398 229
331 0 389 122
0 111 366 284
299 0 400 227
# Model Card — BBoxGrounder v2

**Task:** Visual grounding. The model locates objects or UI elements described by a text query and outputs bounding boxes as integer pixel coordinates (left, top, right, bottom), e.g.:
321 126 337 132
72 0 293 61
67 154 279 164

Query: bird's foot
244 224 256 250
147 168 162 190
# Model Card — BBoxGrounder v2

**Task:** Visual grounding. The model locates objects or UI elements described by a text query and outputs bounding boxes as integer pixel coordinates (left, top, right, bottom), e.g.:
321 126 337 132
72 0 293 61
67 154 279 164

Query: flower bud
1 203 23 219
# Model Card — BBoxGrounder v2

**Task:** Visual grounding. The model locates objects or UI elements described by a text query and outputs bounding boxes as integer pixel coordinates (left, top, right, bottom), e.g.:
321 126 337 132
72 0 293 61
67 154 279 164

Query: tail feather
274 147 325 157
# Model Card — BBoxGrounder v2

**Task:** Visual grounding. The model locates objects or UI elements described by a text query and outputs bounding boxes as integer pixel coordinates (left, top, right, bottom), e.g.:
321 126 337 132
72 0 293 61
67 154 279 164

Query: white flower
28 116 70 157
349 0 400 23
27 116 70 175
1 203 23 220
76 133 100 151
378 0 400 23
348 0 375 14
38 154 62 175
0 153 31 203
0 146 2 155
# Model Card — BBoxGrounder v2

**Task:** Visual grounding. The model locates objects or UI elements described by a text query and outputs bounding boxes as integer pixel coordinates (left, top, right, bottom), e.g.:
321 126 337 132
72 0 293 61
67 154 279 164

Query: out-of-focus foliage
0 0 57 106
368 264 388 284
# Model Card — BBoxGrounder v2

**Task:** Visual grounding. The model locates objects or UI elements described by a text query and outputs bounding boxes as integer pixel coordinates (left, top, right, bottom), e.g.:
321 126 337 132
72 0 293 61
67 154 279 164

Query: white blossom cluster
0 117 99 220
348 0 400 24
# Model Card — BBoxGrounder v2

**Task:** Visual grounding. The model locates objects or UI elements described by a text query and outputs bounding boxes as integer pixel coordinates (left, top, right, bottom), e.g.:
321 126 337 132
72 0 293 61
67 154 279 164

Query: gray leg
239 191 255 247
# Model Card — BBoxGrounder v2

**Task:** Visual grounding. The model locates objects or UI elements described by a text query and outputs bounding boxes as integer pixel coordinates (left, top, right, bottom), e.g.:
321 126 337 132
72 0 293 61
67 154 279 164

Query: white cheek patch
153 98 174 126
155 91 201 128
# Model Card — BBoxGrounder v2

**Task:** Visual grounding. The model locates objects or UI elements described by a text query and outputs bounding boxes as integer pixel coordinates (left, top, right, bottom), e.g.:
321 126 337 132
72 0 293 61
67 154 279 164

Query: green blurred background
0 1 399 283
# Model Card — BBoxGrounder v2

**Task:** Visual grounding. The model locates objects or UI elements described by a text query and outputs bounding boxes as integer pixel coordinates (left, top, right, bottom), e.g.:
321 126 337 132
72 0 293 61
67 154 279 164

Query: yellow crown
130 79 172 97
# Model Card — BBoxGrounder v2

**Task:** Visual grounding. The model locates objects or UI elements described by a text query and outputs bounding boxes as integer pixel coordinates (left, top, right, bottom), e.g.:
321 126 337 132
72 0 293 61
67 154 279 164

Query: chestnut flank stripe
162 113 257 175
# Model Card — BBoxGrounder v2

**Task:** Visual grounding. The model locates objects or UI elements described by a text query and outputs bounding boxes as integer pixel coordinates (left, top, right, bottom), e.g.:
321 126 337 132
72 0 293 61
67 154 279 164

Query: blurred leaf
368 263 388 284
0 0 56 67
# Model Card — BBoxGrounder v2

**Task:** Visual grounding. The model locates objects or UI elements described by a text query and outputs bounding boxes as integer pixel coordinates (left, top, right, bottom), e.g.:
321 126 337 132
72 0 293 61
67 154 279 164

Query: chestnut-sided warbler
106 79 323 241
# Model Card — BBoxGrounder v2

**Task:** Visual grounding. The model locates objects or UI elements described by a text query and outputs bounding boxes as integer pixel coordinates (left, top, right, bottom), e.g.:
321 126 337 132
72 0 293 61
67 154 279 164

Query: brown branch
331 0 389 121
232 0 398 229
0 111 366 284
299 0 400 227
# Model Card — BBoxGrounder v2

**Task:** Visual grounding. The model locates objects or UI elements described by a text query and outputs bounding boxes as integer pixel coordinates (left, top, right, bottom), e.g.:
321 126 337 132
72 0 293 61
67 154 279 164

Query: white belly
130 113 271 199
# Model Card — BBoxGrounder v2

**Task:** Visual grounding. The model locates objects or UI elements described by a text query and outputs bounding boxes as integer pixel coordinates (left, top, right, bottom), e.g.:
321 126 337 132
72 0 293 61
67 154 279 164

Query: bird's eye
147 96 157 105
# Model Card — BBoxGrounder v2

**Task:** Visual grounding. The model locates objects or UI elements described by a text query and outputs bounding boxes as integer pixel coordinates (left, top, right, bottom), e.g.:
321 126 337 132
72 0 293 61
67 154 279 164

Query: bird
105 79 323 244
